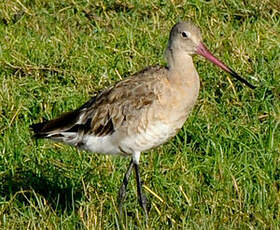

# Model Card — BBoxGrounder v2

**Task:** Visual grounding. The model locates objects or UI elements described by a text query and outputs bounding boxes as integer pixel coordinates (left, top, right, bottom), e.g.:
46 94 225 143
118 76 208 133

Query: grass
0 0 279 229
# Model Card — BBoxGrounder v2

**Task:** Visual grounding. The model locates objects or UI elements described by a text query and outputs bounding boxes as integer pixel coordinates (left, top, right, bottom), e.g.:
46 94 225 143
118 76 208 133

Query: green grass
0 0 279 229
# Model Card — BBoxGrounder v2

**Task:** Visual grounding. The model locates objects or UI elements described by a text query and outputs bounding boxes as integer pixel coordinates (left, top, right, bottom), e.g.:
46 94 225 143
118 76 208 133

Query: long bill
196 42 255 89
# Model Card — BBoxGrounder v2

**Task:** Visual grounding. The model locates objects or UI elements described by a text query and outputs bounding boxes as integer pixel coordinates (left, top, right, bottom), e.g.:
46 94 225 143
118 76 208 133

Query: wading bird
31 22 255 218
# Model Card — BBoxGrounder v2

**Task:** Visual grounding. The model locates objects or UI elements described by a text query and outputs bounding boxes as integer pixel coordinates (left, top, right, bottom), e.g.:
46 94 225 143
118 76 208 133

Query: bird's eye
181 31 189 38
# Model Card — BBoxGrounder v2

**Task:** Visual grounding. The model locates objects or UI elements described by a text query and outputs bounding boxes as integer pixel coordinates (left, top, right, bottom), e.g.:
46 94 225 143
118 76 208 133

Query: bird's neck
166 48 198 82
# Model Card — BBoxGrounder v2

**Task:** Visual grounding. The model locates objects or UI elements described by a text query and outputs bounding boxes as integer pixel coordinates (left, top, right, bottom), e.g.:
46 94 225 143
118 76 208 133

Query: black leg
118 159 134 215
134 163 148 220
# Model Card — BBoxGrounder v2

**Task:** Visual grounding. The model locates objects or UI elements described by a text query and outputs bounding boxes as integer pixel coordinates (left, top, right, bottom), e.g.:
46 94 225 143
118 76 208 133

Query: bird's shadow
0 168 84 213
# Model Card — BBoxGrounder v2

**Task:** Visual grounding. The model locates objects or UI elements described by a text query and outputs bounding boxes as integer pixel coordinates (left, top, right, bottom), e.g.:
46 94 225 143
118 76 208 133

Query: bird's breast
158 71 200 125
118 73 200 154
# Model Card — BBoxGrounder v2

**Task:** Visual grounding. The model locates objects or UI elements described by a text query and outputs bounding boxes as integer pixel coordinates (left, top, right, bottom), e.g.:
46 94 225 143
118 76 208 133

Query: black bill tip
228 67 256 89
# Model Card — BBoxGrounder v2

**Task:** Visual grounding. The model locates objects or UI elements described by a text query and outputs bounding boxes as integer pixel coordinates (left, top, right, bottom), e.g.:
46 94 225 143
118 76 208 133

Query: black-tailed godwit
31 21 255 218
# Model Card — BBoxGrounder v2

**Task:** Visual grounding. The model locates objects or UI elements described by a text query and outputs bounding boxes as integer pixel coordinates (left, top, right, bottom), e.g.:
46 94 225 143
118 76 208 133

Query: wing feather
31 65 167 140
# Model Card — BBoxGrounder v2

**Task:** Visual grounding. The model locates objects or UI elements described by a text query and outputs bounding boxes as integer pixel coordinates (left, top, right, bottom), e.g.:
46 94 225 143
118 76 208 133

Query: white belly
119 122 174 153
82 134 120 155
81 121 177 156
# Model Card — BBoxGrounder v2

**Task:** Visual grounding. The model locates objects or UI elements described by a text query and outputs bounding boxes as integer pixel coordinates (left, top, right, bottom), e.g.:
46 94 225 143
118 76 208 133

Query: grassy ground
0 0 279 229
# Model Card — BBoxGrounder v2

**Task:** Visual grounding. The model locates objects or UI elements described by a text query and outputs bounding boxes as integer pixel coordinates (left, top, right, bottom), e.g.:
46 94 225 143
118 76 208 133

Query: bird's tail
30 109 81 140
30 95 97 141
30 121 50 138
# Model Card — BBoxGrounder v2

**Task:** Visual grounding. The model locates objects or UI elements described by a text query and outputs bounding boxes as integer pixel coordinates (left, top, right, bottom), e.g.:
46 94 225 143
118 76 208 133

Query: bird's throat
166 49 198 84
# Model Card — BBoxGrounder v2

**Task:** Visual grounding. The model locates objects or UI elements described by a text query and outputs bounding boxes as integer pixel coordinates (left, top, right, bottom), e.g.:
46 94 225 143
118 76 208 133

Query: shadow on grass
0 168 83 214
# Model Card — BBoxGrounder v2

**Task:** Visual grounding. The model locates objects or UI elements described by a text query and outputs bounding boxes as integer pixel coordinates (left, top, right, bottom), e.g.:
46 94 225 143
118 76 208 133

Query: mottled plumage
31 22 254 218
